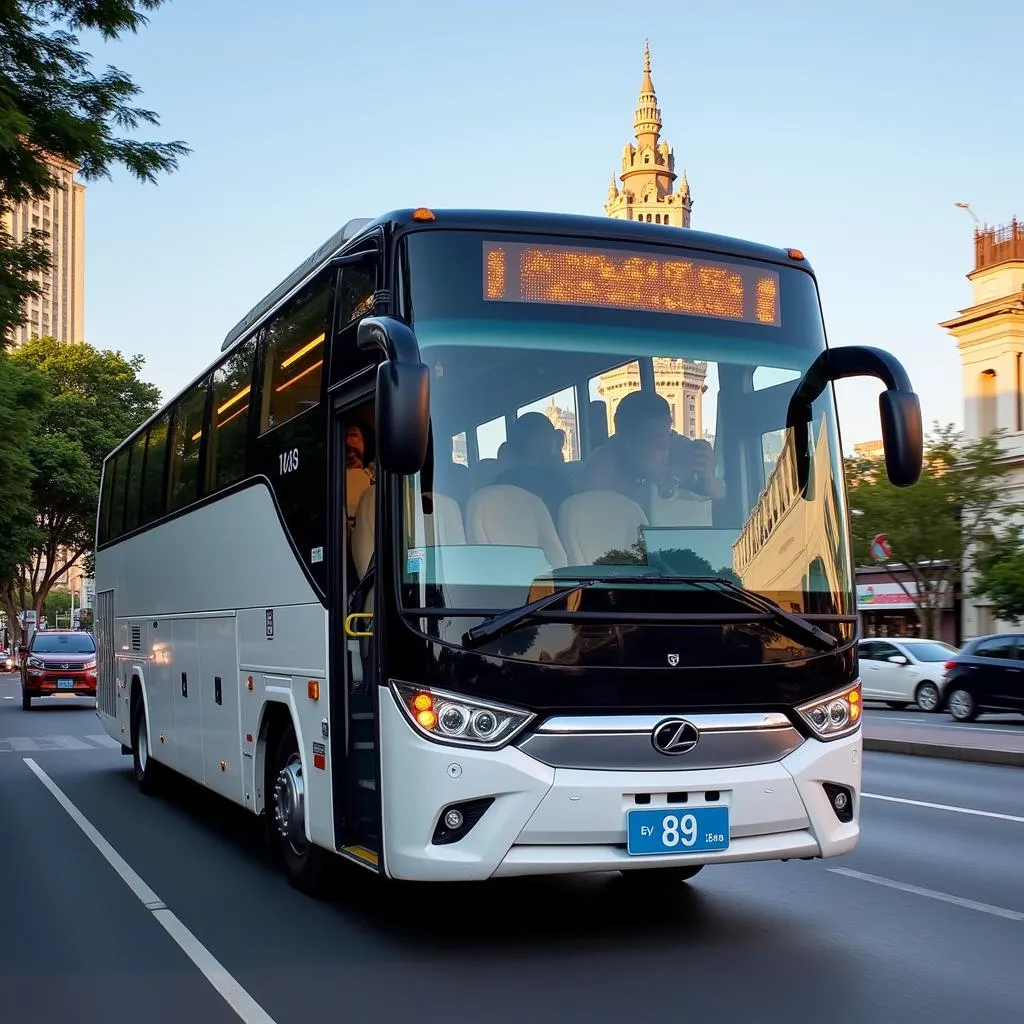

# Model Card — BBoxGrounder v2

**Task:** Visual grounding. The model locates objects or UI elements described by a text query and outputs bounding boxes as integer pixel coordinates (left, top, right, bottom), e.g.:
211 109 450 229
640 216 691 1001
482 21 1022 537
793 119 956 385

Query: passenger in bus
345 423 374 527
490 412 573 518
649 433 725 526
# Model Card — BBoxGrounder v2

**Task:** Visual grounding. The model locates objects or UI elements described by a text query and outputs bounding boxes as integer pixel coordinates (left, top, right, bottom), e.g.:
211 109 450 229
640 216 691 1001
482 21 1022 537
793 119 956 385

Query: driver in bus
578 390 723 516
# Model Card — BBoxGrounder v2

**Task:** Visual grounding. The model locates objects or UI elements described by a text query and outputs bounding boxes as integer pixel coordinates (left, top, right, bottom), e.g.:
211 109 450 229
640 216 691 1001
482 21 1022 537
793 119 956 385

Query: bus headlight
796 681 861 741
390 682 535 749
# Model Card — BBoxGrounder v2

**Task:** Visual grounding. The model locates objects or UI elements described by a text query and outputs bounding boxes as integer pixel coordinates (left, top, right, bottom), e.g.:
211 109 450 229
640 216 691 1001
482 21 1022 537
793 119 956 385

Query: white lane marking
828 867 1024 922
23 758 278 1024
862 792 1024 824
867 714 1024 736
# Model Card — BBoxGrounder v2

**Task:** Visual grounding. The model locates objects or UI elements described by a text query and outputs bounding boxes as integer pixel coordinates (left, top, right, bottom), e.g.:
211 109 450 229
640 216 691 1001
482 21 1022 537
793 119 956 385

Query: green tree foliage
969 525 1024 623
1 0 189 344
1 337 159 640
845 423 1018 635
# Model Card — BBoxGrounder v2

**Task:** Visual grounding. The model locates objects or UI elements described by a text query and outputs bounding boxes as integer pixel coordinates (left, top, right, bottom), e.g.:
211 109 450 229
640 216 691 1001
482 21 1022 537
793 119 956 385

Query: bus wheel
618 865 704 887
131 695 163 796
271 724 328 897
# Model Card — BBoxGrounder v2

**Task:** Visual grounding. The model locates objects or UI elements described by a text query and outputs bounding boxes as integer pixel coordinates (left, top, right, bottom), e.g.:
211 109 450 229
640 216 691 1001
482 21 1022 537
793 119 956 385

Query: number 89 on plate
626 806 731 856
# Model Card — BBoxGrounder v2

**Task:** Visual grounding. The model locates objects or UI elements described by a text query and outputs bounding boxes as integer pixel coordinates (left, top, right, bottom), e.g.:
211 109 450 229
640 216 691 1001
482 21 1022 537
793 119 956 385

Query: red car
20 630 97 709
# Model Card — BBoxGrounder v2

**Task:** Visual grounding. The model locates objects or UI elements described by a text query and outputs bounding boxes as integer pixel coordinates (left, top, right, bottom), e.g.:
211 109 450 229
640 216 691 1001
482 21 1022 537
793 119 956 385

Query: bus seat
558 489 649 566
351 486 467 580
466 484 568 569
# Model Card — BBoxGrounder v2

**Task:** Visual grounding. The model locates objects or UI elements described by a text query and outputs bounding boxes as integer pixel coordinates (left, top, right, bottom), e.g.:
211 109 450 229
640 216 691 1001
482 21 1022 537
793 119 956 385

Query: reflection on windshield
31 634 96 654
387 328 851 626
904 642 958 662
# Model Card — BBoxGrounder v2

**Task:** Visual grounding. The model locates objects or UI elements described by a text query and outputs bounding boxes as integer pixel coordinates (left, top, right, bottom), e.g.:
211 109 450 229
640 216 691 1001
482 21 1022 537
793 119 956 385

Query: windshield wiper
673 576 838 650
460 574 838 652
462 580 595 649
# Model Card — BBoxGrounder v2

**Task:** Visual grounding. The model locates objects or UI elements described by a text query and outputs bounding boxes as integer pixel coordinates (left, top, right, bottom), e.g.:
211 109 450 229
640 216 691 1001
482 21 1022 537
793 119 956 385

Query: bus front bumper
378 694 861 882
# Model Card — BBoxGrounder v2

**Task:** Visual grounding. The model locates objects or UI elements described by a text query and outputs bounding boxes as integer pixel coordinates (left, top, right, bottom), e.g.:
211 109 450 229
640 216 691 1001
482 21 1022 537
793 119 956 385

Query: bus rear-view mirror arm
786 344 923 493
357 316 431 475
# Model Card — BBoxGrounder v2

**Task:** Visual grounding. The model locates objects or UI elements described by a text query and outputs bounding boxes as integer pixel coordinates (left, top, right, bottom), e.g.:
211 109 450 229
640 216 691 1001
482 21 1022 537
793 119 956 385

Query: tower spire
634 41 661 144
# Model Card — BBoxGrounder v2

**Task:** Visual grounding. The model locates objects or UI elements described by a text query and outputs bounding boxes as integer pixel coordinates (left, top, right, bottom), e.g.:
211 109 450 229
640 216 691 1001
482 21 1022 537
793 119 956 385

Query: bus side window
168 378 210 512
330 260 378 385
140 413 170 526
107 447 130 540
98 459 115 544
207 335 256 492
259 276 332 435
123 430 147 533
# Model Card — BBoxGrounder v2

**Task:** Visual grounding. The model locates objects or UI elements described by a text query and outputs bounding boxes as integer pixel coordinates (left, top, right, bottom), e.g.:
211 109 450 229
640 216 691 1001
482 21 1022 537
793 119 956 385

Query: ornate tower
605 43 692 227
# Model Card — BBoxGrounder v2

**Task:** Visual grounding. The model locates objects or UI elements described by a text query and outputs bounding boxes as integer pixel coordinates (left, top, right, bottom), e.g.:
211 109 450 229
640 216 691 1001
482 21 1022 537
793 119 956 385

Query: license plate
56 678 75 689
626 806 731 856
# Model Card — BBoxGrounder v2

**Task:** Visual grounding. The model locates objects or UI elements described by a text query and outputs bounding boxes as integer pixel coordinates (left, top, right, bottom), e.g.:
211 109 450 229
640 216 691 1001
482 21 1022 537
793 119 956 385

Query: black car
942 633 1024 722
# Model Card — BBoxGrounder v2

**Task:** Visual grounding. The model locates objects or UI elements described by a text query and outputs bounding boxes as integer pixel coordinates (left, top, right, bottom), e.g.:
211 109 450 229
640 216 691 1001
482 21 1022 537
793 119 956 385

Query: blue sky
77 0 1021 450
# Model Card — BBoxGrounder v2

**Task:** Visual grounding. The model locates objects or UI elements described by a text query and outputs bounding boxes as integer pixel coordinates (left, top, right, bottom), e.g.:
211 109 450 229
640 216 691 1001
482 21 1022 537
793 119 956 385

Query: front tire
270 723 329 897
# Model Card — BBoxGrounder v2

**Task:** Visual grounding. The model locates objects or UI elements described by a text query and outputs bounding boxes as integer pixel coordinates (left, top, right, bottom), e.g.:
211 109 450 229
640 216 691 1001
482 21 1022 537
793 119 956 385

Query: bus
93 208 923 895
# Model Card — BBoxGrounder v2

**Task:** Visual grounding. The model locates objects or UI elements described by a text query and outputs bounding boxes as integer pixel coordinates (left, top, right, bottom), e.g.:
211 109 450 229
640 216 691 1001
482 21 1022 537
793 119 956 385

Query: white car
857 637 959 712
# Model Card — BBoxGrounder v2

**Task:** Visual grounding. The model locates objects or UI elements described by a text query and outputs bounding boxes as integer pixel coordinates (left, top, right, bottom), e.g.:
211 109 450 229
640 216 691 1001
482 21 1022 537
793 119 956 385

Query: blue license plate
626 806 730 856
56 678 74 689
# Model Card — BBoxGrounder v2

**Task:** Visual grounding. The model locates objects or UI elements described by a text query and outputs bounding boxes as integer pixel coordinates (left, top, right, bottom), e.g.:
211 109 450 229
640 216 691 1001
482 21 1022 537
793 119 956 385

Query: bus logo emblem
667 653 679 666
652 719 700 756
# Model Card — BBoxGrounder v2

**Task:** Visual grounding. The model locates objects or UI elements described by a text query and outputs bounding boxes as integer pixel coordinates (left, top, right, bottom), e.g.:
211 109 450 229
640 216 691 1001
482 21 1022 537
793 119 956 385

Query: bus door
330 390 382 867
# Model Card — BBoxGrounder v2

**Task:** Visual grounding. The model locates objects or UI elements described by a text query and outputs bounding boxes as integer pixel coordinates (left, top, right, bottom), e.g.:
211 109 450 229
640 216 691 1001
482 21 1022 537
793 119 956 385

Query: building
852 439 884 459
940 216 1024 638
855 565 959 646
2 152 85 346
596 44 707 440
605 42 693 227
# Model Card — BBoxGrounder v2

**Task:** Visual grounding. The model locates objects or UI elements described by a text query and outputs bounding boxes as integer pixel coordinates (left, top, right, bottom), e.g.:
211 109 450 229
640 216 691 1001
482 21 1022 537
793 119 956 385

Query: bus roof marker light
411 208 436 222
786 248 805 261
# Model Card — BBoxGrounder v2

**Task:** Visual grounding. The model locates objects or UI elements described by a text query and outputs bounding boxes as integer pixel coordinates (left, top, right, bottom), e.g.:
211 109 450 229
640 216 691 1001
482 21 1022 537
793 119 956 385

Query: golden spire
641 40 654 96
634 40 661 142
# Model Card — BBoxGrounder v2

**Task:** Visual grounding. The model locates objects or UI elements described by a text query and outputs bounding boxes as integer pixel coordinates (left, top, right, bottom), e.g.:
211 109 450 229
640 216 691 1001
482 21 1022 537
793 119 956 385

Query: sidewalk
863 716 1024 767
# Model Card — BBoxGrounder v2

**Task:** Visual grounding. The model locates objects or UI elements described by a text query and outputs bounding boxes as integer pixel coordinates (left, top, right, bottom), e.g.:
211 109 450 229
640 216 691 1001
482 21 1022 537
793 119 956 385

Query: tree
969 524 1024 623
0 356 47 583
845 423 1018 636
1 337 160 641
1 0 189 345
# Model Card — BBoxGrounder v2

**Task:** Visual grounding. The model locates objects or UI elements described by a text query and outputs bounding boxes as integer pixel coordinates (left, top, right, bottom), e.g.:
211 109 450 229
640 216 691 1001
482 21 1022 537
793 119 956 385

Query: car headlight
390 682 535 749
796 681 862 741
27 657 44 669
83 659 97 670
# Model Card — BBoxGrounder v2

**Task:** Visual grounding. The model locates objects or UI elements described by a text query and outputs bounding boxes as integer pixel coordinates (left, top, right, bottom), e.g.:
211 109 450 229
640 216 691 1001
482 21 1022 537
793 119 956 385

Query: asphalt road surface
2 671 1022 1024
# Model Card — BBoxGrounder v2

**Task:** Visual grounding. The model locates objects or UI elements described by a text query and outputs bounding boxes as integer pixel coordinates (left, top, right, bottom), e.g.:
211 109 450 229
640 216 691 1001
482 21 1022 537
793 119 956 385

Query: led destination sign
484 241 781 327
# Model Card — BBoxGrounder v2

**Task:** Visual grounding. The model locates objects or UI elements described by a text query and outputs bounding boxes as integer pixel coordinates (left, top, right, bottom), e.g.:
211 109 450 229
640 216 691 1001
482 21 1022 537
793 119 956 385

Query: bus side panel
94 588 120 744
237 604 333 851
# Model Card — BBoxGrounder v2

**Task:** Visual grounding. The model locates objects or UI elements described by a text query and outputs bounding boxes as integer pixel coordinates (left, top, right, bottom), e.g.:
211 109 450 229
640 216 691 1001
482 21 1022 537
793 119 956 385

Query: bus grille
95 589 116 717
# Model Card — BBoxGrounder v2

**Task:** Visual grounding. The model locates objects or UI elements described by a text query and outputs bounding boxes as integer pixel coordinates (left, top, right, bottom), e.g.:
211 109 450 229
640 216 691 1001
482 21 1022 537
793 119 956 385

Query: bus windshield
399 230 852 637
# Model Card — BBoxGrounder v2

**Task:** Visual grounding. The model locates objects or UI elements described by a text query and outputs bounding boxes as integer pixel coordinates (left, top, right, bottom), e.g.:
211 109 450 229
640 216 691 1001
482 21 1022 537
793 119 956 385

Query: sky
75 0 1023 453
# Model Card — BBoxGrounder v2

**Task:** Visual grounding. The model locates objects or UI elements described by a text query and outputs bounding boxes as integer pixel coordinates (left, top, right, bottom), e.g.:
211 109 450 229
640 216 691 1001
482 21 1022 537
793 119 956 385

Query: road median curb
864 736 1024 767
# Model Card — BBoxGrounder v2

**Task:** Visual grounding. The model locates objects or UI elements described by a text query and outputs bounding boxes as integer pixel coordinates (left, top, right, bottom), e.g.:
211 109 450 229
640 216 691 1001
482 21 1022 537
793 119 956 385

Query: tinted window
123 431 147 532
902 641 958 662
31 633 96 654
141 414 170 524
331 262 378 383
168 379 210 511
974 636 1017 659
870 641 902 660
98 460 115 543
259 276 332 435
108 448 130 538
207 337 255 490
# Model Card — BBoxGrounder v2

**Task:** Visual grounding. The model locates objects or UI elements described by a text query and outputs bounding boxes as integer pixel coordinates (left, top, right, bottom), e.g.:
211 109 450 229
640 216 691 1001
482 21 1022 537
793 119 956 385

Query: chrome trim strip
534 713 792 735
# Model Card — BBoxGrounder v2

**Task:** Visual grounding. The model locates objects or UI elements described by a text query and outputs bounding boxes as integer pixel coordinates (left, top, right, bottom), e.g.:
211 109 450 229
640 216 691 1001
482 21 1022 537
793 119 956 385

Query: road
1 671 1022 1024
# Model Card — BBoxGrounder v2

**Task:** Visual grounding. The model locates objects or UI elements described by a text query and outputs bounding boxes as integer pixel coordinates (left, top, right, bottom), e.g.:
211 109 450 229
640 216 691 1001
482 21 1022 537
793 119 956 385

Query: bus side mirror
787 345 923 493
357 316 431 475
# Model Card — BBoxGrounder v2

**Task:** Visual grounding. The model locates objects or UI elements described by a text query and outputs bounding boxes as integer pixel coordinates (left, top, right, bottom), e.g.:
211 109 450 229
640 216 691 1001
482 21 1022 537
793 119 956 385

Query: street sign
870 533 893 562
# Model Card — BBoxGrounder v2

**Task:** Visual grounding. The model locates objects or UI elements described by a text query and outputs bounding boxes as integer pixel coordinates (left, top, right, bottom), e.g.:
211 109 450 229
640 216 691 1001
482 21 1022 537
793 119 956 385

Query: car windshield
394 229 853 643
31 633 96 654
902 641 959 662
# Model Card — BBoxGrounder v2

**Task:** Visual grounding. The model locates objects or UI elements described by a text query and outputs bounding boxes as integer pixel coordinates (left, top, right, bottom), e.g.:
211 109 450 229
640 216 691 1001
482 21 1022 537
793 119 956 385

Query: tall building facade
941 216 1024 638
598 44 707 441
2 153 85 346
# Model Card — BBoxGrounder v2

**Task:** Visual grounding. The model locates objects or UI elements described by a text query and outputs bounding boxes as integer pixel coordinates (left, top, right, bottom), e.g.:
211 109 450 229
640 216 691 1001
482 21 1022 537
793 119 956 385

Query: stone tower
605 42 693 227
